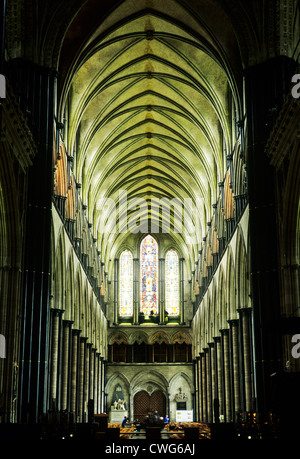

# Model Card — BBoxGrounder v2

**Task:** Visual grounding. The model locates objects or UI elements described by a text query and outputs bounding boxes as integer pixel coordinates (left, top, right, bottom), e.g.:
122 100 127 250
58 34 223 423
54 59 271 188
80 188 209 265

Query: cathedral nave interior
0 0 299 442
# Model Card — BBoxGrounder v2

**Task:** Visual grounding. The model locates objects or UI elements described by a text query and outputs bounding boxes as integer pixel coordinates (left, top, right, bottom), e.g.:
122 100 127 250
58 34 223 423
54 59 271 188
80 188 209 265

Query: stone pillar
100 357 104 412
159 257 165 324
244 56 297 420
228 319 240 420
207 344 214 423
70 329 80 416
199 353 204 422
209 342 216 423
49 309 62 410
9 59 57 424
203 348 209 422
133 258 139 324
194 358 199 421
61 320 73 412
221 329 231 422
84 343 92 422
129 390 133 422
91 348 96 401
238 308 253 412
89 347 96 419
94 352 100 413
167 391 171 421
214 336 222 422
0 266 23 422
78 337 87 422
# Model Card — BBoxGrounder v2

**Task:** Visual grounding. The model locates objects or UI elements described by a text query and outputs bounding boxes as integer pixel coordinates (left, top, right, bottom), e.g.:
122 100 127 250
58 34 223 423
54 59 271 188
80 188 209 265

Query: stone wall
106 362 194 423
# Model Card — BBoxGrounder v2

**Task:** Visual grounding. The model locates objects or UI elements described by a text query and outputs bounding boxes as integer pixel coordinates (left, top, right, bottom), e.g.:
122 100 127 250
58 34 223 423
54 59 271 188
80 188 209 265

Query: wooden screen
150 390 166 416
133 390 166 422
134 391 150 422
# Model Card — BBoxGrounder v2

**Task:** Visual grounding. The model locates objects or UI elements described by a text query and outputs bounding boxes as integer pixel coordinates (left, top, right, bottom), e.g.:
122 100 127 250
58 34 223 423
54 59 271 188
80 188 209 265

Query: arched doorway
133 390 166 423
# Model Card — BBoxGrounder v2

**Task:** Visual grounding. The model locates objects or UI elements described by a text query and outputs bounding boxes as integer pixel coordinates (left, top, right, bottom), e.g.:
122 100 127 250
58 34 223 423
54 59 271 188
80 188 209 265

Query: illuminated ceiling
59 0 243 270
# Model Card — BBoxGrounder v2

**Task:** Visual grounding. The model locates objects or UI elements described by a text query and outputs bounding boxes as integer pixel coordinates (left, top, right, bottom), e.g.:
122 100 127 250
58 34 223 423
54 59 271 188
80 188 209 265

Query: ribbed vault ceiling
60 0 242 269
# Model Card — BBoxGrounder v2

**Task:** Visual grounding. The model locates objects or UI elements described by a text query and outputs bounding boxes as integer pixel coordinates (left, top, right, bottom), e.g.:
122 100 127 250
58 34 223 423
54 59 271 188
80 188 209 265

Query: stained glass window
166 249 179 315
140 235 158 315
119 250 133 316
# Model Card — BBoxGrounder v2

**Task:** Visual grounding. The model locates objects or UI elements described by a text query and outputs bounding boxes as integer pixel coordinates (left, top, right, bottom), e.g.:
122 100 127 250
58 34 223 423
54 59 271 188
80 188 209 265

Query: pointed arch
105 372 131 410
169 371 194 391
94 304 101 351
150 330 170 345
105 371 131 395
211 280 218 338
206 291 212 343
74 267 83 329
131 369 169 394
199 295 207 350
108 330 128 346
226 248 236 319
128 331 149 345
87 292 94 341
81 280 89 337
198 297 204 351
235 226 248 310
54 229 66 310
218 267 226 329
65 251 75 321
172 330 191 345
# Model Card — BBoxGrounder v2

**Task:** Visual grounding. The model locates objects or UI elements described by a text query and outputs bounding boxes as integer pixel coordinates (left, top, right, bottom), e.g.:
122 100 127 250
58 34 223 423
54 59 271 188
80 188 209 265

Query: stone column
89 347 96 419
61 320 73 411
221 329 231 422
7 60 57 424
78 337 87 422
92 348 96 400
244 56 297 420
202 351 207 422
0 266 23 422
159 257 165 324
84 343 92 422
94 352 100 413
197 354 203 422
49 309 62 410
203 348 209 422
133 258 139 324
228 319 240 419
214 336 222 422
100 357 104 412
167 391 171 421
207 344 213 423
199 353 204 422
238 308 253 412
194 358 199 421
209 342 216 422
70 329 80 416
